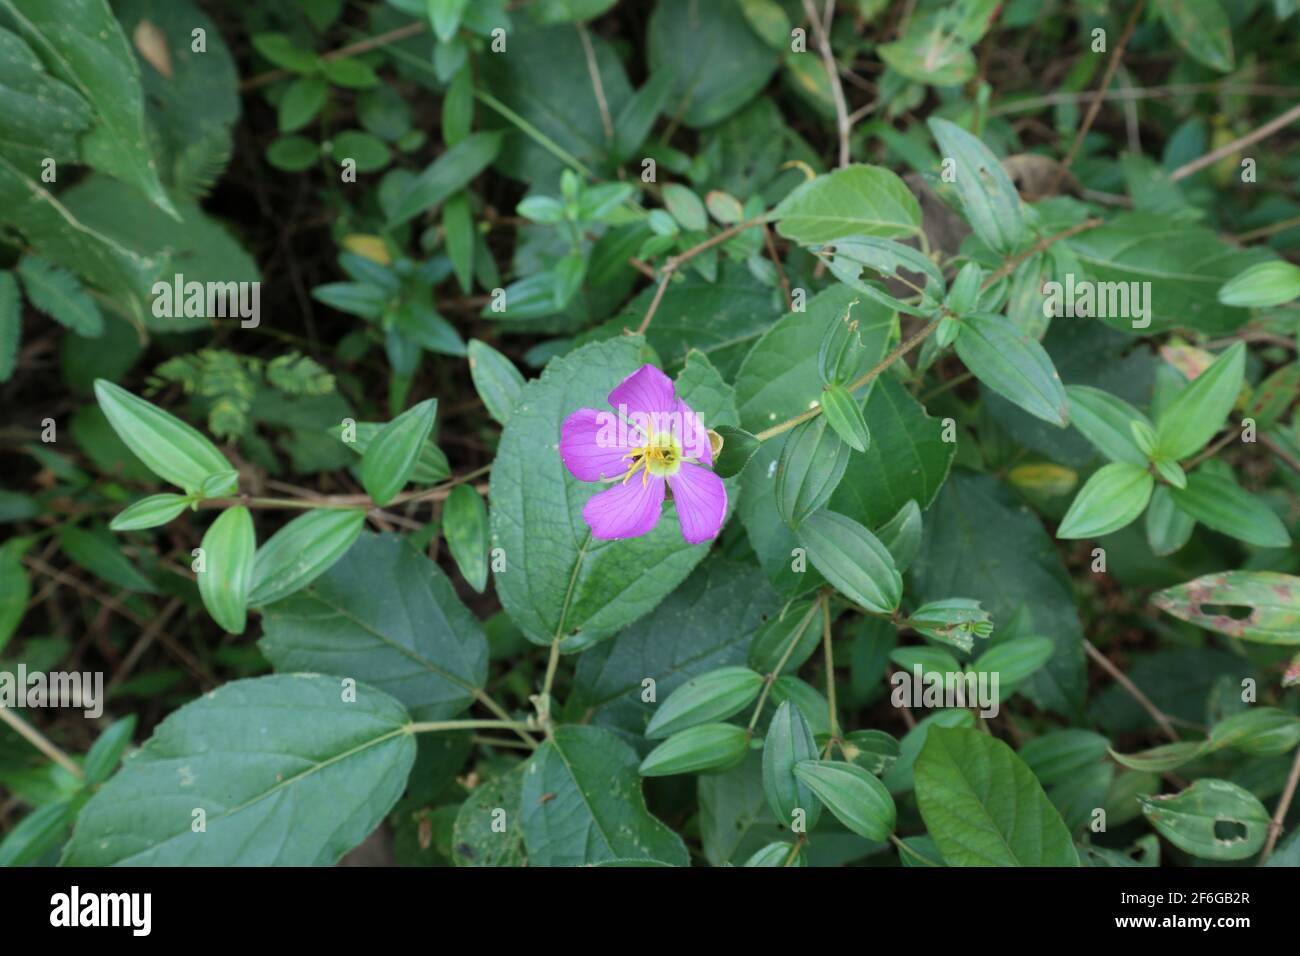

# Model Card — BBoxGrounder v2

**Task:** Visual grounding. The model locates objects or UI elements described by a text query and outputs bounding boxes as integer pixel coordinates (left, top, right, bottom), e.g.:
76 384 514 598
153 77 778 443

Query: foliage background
1 0 1300 868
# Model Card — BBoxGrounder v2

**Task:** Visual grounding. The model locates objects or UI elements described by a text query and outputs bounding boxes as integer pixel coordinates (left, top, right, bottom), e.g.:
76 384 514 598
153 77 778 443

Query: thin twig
763 225 793 310
634 218 768 334
802 0 852 168
1170 101 1300 182
0 705 83 778
1261 744 1300 860
1083 638 1179 742
1049 0 1148 195
577 24 614 142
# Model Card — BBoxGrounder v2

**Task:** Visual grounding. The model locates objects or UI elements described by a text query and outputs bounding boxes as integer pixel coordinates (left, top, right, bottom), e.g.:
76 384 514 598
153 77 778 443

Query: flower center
623 426 683 484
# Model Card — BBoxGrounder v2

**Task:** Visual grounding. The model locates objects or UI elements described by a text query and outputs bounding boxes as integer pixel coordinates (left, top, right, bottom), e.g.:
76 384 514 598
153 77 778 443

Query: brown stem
1261 744 1300 860
1083 638 1179 743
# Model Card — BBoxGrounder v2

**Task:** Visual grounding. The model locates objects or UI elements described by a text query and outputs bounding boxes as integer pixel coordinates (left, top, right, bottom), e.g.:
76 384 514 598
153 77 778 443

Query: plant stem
1261 744 1300 860
409 719 536 735
747 598 823 733
0 706 83 779
820 595 840 753
1083 638 1179 742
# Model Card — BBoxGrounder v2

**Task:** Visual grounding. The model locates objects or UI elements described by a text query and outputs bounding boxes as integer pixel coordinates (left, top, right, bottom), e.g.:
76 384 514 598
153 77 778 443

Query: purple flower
559 364 728 544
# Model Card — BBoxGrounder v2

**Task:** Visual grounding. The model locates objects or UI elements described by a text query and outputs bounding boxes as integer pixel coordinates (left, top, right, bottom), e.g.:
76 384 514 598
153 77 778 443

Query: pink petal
668 463 727 544
608 364 676 419
560 408 633 482
583 474 666 540
674 399 712 466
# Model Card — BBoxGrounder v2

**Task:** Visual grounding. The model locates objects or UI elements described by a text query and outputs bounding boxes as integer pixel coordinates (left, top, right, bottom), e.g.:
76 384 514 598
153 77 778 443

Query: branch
1083 638 1179 743
1050 0 1148 194
802 0 852 168
1169 100 1300 182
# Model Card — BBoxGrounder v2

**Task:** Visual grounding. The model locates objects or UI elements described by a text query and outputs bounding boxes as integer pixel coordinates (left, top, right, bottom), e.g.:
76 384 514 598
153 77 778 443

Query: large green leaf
912 472 1085 717
914 726 1078 866
481 22 631 182
1069 213 1267 334
520 724 689 866
570 557 779 739
490 338 735 652
1169 470 1290 549
599 261 785 379
95 379 233 494
452 763 527 867
2 0 176 216
248 508 367 607
1152 571 1300 645
63 674 416 865
260 534 488 720
772 165 922 245
734 285 893 433
1156 0 1234 73
1140 779 1268 861
955 312 1069 427
927 117 1029 255
647 0 778 129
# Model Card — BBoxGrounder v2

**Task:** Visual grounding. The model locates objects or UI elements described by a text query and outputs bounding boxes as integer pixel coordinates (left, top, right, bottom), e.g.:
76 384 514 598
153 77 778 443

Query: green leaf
735 285 892 433
794 760 896 842
341 420 450 485
795 509 902 614
481 21 631 182
428 0 469 42
197 505 255 634
1218 259 1300 307
251 32 317 72
662 183 708 232
772 165 922 244
955 312 1069 427
748 600 820 674
1110 741 1207 773
1065 384 1152 467
94 379 234 494
248 508 366 606
1168 470 1290 548
83 715 136 786
260 533 488 719
876 499 923 573
645 666 763 739
1153 341 1244 460
59 524 157 593
387 132 502 227
0 800 75 867
110 493 192 531
521 725 689 866
451 763 526 866
712 424 760 479
571 557 780 736
0 271 18 382
914 726 1078 866
0 540 30 652
1156 0 1234 73
63 674 416 865
278 74 327 133
1152 571 1300 645
762 700 822 831
775 416 851 528
266 135 318 171
647 0 778 128
639 723 751 776
819 385 870 452
467 339 525 425
490 338 735 651
912 473 1085 717
1208 708 1300 757
3 0 177 217
1145 485 1195 556
973 636 1058 699
1140 779 1268 861
360 398 438 505
927 117 1029 254
443 484 489 592
1057 462 1154 539
1069 214 1266 334
15 254 102 336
